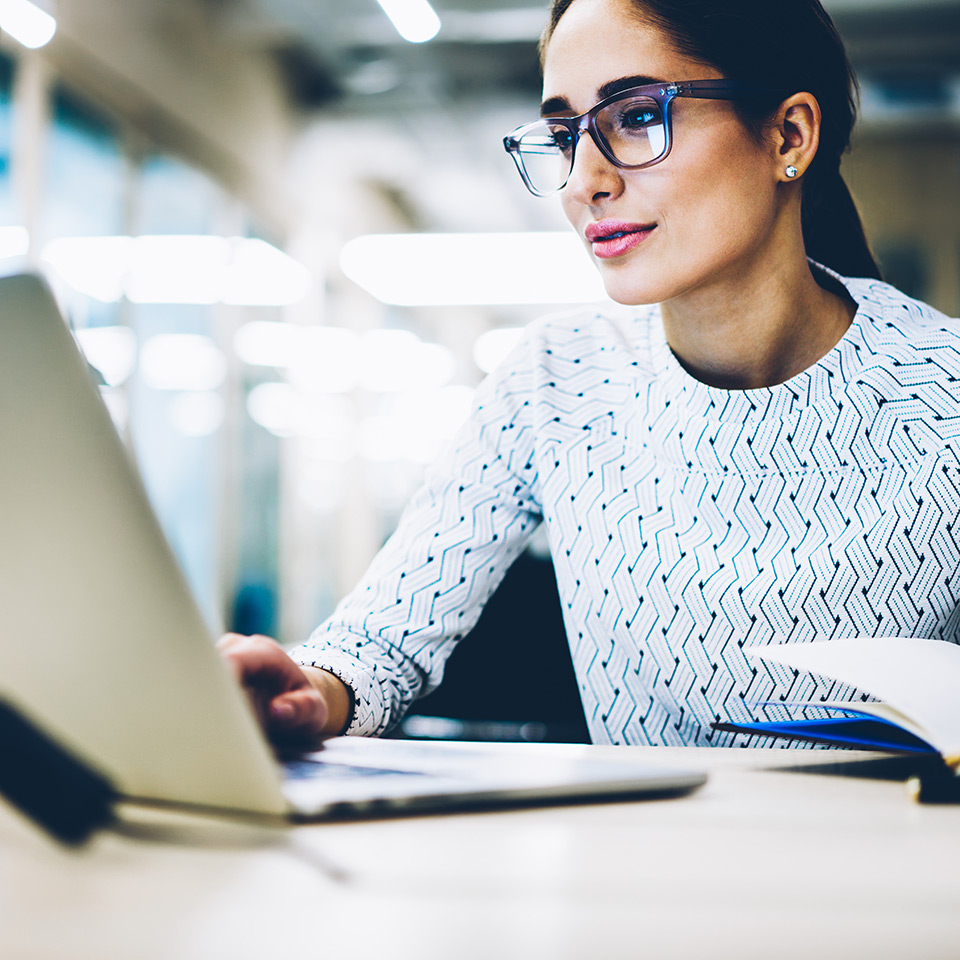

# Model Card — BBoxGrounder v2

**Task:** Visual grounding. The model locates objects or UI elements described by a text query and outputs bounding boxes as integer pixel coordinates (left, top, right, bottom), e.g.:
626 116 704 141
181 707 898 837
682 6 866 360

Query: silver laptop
0 272 705 820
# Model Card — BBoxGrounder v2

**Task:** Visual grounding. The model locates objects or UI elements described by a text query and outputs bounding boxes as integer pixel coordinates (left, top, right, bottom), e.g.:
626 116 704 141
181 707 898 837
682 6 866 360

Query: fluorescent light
0 0 56 49
247 382 299 437
235 322 454 395
234 321 303 368
375 0 440 42
140 335 226 391
234 323 361 388
43 236 130 302
246 383 358 455
358 329 454 393
74 325 137 386
127 236 226 304
288 328 362 393
0 225 29 259
245 374 472 463
167 391 225 437
340 232 607 306
223 238 311 306
41 235 310 305
358 386 474 464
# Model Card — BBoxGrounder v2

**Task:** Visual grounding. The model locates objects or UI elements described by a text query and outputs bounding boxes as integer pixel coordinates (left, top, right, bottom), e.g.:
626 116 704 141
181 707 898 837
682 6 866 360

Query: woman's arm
288 327 547 737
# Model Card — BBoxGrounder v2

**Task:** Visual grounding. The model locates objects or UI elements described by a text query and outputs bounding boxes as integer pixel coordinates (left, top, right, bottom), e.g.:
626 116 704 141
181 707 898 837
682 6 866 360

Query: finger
216 632 244 649
217 632 277 655
217 634 299 689
268 688 329 739
217 631 270 655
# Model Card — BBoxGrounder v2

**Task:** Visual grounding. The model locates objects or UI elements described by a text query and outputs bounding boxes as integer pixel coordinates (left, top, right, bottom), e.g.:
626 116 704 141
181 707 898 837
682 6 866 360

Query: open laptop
0 272 705 821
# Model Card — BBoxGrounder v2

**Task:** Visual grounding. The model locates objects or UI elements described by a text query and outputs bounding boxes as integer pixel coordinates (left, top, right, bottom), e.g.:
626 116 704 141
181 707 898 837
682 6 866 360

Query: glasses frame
503 79 790 197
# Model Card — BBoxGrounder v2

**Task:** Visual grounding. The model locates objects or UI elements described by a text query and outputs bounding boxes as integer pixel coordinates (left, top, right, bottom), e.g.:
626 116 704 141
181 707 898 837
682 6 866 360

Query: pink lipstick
585 220 656 259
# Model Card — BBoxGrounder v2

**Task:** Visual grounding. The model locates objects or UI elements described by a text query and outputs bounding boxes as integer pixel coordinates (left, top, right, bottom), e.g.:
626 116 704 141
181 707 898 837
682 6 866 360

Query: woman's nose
564 132 624 205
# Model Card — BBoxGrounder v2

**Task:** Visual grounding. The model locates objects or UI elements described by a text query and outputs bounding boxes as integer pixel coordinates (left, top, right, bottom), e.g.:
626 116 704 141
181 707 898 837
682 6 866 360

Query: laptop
0 272 705 821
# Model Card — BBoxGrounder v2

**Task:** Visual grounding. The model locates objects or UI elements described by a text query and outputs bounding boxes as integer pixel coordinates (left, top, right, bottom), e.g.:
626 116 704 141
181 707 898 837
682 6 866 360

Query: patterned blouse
291 267 960 745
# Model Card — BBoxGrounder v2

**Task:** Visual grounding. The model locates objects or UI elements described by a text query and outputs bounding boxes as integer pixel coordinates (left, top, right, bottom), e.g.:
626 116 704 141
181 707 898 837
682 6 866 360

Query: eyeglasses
503 79 788 197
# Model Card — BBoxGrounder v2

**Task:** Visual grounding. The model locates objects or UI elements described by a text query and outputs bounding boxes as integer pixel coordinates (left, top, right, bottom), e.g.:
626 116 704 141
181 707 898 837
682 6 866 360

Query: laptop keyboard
283 758 426 780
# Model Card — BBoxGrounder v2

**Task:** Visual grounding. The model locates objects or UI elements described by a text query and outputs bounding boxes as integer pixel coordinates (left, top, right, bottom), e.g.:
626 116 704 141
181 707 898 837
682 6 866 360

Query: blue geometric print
293 269 960 746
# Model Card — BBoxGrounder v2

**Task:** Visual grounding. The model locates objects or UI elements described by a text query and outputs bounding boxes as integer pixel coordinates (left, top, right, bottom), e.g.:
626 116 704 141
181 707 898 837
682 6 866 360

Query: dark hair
540 0 882 280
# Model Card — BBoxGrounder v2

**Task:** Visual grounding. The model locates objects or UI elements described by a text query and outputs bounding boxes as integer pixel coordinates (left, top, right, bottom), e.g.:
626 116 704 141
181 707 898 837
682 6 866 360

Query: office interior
5 0 959 737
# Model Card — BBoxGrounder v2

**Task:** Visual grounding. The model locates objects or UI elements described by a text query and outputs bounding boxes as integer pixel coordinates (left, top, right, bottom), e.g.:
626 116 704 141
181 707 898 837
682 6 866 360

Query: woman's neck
660 255 856 391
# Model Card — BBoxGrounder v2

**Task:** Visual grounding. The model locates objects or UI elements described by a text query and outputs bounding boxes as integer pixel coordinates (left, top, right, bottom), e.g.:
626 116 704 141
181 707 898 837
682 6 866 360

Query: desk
1 745 959 960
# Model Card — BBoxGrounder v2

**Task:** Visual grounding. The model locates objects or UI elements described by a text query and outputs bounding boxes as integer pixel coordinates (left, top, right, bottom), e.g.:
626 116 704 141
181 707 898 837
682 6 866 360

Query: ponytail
802 167 883 281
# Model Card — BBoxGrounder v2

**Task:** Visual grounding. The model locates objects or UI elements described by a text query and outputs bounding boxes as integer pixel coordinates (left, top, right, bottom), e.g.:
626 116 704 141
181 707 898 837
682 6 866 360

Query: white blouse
291 269 960 745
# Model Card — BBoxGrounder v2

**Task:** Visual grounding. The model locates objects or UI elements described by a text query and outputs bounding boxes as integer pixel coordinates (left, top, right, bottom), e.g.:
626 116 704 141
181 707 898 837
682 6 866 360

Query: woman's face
543 0 783 306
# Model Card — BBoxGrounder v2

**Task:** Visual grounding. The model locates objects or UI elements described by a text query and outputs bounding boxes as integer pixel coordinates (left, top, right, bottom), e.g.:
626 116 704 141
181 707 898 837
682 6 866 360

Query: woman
220 0 960 748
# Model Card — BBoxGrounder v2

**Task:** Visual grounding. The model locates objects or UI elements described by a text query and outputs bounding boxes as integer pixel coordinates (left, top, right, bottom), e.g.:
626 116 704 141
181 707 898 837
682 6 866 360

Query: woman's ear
770 92 821 182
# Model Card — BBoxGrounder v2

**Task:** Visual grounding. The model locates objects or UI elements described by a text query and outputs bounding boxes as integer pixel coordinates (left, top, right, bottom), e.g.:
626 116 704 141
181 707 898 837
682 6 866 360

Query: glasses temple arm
672 81 791 100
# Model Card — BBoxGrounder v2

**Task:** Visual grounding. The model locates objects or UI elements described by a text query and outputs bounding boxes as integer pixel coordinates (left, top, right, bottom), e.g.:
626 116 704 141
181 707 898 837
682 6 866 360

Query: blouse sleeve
287 329 544 736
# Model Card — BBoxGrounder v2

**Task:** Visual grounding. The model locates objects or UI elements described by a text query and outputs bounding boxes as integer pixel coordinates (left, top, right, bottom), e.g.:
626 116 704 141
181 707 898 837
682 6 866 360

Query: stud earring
785 165 799 179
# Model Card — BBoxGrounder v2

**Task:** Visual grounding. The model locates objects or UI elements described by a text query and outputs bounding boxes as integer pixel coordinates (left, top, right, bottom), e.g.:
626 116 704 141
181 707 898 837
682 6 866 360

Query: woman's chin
595 254 698 307
599 275 664 307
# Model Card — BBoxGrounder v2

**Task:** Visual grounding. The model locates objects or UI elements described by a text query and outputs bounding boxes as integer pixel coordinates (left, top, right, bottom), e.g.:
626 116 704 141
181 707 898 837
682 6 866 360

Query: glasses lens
512 120 575 196
596 95 665 166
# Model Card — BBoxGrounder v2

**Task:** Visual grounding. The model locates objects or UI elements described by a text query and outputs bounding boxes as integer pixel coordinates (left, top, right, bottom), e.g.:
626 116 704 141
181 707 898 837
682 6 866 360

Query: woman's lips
585 220 656 259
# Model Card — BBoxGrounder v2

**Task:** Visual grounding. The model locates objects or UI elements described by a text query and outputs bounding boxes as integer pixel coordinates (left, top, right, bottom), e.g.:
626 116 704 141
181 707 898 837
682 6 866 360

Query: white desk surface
2 744 959 960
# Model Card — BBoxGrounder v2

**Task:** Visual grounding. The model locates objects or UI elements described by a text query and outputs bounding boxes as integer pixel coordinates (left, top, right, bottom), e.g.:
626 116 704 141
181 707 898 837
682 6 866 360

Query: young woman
220 0 960 748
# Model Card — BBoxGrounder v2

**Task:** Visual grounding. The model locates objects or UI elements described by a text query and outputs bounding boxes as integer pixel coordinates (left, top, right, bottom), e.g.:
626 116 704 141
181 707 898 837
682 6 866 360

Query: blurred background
2 0 958 737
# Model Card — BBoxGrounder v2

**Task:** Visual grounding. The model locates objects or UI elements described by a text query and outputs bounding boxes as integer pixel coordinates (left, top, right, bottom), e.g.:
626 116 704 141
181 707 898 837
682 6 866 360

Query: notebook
0 272 705 820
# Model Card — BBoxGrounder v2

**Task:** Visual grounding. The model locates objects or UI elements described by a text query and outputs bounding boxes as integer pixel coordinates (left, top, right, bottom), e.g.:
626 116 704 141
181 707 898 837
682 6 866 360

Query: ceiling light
246 383 358 454
358 386 473 464
340 232 607 306
127 236 227 305
222 238 311 305
358 329 454 393
287 328 362 394
0 0 56 49
140 335 227 391
167 391 225 437
247 382 299 437
0 225 29 259
374 0 440 43
235 322 455 395
73 325 137 387
43 236 130 302
234 321 302 368
41 236 310 306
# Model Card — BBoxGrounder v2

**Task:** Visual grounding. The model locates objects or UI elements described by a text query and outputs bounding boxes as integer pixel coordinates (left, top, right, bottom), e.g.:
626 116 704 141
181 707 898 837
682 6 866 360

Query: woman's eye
619 109 657 129
549 128 575 153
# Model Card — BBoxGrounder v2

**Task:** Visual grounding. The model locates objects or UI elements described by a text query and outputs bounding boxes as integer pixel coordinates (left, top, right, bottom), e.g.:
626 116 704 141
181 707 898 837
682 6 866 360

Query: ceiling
206 0 960 113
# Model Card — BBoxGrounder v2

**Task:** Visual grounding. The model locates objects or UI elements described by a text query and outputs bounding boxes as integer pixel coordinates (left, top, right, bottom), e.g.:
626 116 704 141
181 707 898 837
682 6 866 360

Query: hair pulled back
541 0 882 280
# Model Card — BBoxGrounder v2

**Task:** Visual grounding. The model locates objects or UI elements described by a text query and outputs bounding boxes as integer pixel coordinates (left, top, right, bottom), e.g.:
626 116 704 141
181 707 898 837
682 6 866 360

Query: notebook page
747 637 960 764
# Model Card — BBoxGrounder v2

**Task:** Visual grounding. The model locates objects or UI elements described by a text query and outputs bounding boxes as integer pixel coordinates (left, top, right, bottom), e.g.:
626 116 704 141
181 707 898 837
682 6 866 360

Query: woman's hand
217 633 352 748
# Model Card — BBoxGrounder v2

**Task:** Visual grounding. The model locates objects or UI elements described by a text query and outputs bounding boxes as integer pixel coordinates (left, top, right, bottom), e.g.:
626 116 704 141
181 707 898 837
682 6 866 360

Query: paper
747 637 960 760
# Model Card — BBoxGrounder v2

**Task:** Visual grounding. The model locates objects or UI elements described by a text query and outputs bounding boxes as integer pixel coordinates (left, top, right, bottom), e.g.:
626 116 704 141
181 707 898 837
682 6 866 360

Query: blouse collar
648 263 877 424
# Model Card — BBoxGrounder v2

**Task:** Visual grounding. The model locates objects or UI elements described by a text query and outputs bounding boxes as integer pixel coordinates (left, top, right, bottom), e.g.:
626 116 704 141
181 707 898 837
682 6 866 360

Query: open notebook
713 636 960 768
0 273 705 821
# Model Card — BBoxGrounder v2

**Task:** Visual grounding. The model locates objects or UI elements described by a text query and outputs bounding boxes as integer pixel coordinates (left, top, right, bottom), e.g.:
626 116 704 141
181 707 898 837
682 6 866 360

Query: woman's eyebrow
540 75 663 117
598 74 662 99
539 95 572 117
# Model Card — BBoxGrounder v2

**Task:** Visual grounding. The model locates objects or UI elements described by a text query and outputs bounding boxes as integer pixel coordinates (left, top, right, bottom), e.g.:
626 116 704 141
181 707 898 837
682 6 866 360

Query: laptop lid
0 273 289 816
